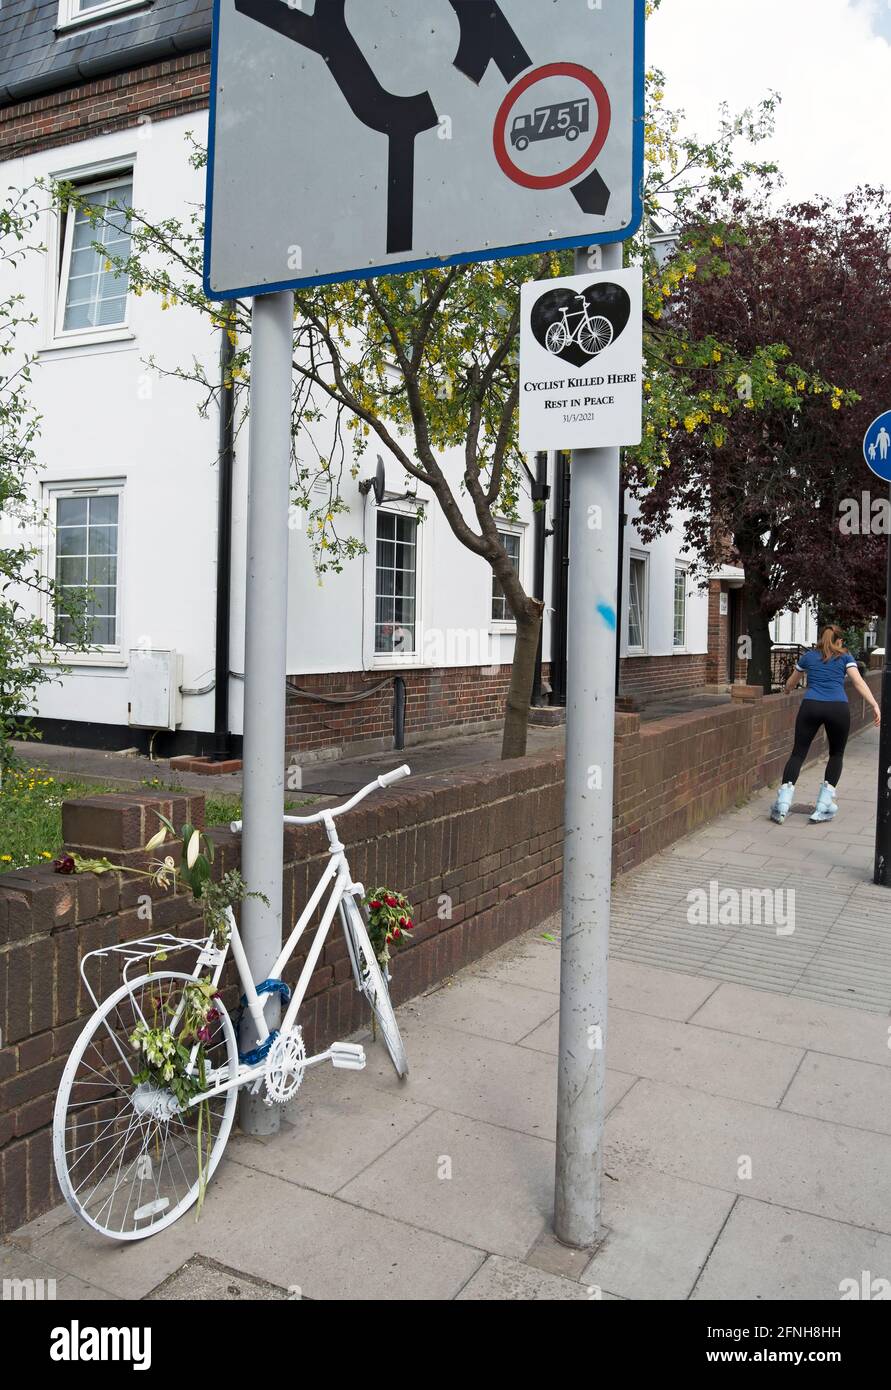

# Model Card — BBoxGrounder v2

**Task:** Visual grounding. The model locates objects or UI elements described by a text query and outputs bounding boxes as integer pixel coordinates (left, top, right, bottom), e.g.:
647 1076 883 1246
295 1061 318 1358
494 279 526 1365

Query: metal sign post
238 290 294 1133
865 414 891 885
553 242 623 1247
874 488 891 886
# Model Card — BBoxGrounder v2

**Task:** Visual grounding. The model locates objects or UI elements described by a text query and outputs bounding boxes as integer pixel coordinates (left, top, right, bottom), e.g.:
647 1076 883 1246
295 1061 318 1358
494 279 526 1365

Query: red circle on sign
493 62 612 190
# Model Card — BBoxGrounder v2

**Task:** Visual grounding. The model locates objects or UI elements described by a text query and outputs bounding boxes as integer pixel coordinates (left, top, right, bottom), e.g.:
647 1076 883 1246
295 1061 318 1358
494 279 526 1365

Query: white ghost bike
53 766 410 1241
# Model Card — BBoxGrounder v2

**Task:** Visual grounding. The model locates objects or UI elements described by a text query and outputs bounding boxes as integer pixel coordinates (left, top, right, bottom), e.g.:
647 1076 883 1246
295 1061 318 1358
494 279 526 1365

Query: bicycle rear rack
80 931 226 1013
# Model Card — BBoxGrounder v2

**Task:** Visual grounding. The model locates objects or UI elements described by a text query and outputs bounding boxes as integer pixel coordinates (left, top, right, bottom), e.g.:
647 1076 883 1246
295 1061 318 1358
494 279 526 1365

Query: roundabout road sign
205 0 646 297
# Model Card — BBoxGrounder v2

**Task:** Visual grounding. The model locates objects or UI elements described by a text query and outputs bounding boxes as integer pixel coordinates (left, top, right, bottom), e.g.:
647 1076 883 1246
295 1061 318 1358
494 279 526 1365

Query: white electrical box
128 650 183 730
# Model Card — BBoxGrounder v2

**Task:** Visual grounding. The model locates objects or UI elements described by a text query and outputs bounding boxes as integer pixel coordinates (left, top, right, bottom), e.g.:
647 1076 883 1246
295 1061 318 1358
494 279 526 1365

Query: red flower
393 927 401 938
53 854 75 875
386 895 397 907
385 932 393 943
406 919 414 929
370 900 382 910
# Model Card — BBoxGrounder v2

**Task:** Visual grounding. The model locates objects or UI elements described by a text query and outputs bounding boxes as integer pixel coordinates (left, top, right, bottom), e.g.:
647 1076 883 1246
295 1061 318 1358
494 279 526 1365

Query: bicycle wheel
578 314 613 356
545 321 569 354
53 971 238 1241
343 896 408 1079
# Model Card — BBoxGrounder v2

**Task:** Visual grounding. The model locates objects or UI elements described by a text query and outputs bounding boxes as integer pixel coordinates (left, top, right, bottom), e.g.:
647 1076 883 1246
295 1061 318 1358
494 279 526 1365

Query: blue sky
649 0 891 203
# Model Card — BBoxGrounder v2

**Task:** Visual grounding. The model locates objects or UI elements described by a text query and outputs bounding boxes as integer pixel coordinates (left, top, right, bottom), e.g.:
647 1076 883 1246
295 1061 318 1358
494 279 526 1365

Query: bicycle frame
189 765 410 1104
76 765 410 1107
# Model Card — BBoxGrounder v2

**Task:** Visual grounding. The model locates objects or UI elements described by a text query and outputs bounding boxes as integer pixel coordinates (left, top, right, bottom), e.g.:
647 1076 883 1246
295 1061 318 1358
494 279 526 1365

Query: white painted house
0 0 718 762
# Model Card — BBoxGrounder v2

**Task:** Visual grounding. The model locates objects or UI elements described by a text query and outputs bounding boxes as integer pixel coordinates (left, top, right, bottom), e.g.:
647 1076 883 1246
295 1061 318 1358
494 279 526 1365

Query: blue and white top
796 649 858 703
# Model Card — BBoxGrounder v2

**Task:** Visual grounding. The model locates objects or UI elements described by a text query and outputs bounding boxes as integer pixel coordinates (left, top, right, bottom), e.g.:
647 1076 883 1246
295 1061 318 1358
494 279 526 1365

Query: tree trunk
743 582 774 693
501 607 543 759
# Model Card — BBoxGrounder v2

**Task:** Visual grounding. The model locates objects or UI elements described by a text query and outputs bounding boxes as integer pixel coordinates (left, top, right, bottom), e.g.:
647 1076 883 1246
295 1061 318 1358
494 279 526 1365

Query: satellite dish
373 455 386 506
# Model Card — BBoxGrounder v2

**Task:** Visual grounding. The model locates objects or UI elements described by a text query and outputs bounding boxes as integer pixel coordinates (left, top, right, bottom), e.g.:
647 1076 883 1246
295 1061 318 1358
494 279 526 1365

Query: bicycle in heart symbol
544 293 614 358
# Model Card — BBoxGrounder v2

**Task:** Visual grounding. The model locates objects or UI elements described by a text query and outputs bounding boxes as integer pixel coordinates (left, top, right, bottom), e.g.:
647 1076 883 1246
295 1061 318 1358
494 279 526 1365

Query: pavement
4 725 890 1301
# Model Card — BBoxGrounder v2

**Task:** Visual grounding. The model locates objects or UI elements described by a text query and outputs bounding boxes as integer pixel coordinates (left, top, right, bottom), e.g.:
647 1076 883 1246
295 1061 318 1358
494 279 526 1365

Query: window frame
57 0 150 33
369 504 424 668
490 523 524 631
673 563 688 651
626 552 649 655
50 165 136 351
42 479 126 666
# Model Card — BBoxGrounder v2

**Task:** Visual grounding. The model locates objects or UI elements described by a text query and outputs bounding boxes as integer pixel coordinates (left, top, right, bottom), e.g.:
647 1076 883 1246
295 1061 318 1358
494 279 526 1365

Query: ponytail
818 625 846 662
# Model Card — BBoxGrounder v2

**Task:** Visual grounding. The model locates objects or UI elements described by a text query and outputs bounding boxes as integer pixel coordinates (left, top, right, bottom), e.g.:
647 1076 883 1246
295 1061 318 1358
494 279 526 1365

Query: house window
57 176 133 335
58 0 150 29
53 492 120 647
673 567 687 648
375 512 417 655
491 530 521 623
627 556 648 652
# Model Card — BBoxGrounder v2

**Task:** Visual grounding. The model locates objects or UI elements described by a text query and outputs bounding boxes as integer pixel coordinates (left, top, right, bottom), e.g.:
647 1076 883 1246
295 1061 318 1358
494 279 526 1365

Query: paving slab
582 1168 736 1301
780 1052 891 1136
473 935 561 994
689 982 891 1065
28 1159 483 1301
692 1198 891 1301
605 1078 891 1235
417 973 560 1045
225 1068 433 1195
520 1006 803 1107
359 1017 636 1138
456 1254 605 1300
338 1109 553 1259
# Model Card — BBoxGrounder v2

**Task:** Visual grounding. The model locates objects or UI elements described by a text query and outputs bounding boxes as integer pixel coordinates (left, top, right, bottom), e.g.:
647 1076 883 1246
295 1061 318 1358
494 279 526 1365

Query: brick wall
0 675 881 1236
286 665 516 757
0 52 211 160
619 652 709 702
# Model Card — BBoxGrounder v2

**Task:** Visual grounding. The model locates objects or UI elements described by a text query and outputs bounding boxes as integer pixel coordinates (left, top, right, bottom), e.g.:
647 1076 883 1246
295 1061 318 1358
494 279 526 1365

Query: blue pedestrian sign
864 412 891 482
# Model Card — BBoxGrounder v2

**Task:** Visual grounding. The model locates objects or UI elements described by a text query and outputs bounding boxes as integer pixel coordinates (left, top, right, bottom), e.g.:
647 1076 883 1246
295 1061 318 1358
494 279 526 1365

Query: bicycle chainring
264 1028 307 1105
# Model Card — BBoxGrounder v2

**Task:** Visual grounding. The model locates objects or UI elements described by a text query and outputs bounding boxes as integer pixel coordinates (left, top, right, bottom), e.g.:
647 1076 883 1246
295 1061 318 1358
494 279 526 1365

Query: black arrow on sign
233 0 439 254
447 0 532 84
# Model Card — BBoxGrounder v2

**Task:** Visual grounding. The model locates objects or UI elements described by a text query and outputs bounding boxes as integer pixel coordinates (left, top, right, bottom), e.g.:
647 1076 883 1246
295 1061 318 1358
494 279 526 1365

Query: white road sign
519 266 643 451
204 0 646 298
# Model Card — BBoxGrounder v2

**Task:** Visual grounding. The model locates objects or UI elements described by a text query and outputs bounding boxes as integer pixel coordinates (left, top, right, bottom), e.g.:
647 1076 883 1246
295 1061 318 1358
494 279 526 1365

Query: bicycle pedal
330 1041 366 1070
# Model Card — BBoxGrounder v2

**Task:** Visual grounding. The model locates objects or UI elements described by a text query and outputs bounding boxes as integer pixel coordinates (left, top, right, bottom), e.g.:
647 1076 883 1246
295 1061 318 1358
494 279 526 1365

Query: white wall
3 110 706 740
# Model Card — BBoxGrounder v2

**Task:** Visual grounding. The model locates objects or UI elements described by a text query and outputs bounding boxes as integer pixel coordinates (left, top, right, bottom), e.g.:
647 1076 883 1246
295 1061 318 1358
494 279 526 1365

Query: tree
627 187 891 690
0 189 86 777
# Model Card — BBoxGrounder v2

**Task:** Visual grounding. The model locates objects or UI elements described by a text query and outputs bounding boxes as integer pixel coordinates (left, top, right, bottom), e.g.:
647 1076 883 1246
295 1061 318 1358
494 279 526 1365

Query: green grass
0 765 317 874
0 766 110 873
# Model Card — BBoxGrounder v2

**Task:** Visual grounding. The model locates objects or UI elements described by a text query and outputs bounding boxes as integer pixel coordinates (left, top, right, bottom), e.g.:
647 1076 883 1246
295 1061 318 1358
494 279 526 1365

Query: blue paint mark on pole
597 603 617 630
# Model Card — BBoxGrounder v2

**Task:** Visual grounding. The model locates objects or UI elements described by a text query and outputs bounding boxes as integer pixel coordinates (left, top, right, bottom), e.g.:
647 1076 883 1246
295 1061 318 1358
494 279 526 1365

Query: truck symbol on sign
511 99 591 151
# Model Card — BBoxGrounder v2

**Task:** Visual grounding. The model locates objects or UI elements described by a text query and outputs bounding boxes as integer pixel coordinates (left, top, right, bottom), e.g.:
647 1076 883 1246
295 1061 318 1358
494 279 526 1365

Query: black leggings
782 700 851 787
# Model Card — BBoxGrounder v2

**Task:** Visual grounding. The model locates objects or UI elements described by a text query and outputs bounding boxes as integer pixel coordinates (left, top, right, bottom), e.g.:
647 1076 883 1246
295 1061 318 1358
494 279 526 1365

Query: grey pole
554 242 623 1247
239 289 294 1135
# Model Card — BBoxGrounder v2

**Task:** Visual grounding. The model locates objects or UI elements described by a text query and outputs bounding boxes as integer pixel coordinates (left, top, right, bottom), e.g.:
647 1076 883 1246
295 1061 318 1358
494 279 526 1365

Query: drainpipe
212 303 235 761
531 451 550 705
615 478 627 697
550 450 571 706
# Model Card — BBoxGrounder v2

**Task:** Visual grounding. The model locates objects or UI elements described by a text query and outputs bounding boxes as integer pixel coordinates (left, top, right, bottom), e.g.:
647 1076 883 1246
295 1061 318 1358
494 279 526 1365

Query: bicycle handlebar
229 763 411 834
